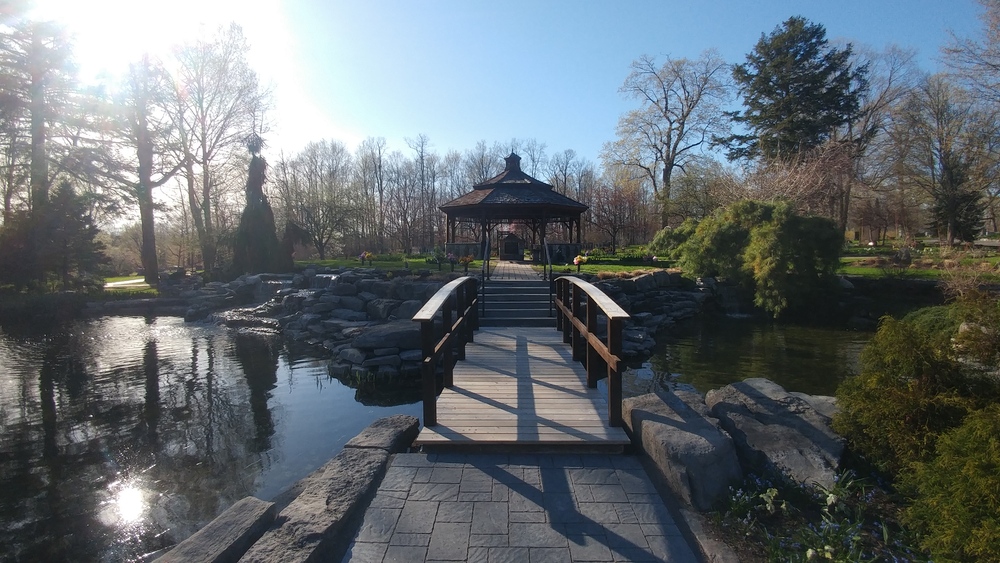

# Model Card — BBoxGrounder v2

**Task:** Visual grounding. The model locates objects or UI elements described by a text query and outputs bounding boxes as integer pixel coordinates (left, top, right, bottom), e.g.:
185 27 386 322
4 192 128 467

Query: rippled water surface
625 317 873 397
0 316 421 562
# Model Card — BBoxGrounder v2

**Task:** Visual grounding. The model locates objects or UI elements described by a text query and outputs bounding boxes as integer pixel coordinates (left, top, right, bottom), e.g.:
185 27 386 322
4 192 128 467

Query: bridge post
469 278 479 336
421 320 436 427
443 295 454 388
572 285 585 362
586 295 600 388
608 317 623 427
455 285 467 361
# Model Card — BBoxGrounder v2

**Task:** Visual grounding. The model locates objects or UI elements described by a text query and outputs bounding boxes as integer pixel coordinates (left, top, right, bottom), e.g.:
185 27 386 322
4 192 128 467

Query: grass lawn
837 265 946 280
539 263 672 277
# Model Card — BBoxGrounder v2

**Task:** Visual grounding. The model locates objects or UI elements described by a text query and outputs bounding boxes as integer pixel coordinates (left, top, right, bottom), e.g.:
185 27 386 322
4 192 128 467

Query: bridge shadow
427 452 691 561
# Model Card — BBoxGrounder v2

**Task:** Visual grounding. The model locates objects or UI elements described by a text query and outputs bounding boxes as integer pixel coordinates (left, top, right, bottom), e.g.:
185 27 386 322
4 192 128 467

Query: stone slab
240 448 389 563
344 414 419 453
159 496 275 563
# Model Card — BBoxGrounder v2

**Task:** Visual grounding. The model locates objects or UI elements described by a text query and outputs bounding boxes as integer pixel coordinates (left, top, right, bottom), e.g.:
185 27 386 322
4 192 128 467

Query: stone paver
342 453 700 562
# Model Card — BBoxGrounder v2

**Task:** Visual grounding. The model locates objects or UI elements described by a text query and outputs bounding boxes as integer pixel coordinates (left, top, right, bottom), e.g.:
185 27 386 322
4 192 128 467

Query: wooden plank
414 326 629 448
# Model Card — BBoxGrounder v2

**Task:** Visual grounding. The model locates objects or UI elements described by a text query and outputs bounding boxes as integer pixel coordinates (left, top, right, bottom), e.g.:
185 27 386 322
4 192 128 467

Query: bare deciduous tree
172 23 269 276
605 50 731 227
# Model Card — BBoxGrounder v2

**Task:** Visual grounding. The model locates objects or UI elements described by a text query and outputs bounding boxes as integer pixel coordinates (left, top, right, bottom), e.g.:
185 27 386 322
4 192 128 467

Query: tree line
2 4 999 291
611 7 1000 248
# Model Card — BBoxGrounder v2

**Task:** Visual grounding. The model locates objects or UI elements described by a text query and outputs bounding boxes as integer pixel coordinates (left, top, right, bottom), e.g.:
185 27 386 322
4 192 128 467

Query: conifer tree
720 17 868 161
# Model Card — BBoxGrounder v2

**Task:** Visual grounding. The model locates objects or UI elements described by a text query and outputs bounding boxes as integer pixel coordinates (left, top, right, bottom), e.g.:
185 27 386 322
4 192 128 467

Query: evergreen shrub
833 315 992 476
904 405 1000 562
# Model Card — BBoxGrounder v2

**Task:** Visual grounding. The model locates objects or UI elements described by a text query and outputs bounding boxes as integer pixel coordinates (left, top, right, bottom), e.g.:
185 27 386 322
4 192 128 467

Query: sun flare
27 0 249 83
115 484 145 524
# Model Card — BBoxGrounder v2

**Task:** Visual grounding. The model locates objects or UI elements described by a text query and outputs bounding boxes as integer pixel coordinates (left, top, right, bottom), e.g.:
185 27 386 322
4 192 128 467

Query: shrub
903 405 1000 562
833 315 996 476
675 200 842 317
648 219 697 260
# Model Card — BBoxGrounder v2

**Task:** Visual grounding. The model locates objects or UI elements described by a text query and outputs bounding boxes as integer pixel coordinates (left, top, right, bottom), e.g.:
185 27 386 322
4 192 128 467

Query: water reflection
626 317 872 397
0 316 423 562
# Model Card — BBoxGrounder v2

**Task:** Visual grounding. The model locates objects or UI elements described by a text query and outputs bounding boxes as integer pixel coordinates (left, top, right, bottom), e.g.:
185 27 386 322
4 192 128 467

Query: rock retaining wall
207 267 709 378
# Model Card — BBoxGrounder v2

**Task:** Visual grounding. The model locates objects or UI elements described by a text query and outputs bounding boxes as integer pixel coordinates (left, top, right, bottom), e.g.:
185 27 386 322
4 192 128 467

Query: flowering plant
458 255 474 265
573 255 588 265
358 251 373 262
446 252 457 264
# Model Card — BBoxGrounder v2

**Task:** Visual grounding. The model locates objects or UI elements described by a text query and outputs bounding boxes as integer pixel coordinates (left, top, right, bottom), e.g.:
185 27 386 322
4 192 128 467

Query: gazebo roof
440 153 588 221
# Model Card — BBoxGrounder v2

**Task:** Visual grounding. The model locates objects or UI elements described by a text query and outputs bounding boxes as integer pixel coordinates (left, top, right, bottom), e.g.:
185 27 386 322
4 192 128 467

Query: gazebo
440 153 588 263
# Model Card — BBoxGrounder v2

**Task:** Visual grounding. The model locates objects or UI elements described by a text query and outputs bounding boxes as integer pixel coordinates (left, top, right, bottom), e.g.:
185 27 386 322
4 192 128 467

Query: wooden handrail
553 276 629 427
413 276 479 427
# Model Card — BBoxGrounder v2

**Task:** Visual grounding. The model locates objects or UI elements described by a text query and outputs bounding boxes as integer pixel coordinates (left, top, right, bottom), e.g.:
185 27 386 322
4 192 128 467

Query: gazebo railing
554 276 629 426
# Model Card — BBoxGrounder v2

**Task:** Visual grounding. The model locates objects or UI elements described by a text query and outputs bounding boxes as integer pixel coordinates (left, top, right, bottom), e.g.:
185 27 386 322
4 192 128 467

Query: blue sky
34 0 986 165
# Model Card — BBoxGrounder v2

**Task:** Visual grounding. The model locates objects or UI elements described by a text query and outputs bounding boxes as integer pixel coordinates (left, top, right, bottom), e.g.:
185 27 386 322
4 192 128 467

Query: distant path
104 278 149 289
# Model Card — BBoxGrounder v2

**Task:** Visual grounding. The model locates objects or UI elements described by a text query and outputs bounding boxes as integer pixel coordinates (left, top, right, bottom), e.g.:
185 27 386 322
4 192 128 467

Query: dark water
624 317 872 398
0 316 421 562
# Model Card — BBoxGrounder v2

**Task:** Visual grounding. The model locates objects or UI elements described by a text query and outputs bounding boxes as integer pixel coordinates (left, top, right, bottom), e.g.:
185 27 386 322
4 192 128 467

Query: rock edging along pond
115 267 710 379
157 414 419 563
623 377 842 513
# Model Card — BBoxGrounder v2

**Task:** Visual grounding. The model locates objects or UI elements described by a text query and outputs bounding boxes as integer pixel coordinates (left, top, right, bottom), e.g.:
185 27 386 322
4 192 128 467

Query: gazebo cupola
439 152 588 262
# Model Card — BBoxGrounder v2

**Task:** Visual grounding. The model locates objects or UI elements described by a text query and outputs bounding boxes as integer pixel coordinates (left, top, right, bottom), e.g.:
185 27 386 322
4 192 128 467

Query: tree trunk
660 166 671 228
136 114 159 286
184 158 211 276
200 150 217 276
29 33 48 210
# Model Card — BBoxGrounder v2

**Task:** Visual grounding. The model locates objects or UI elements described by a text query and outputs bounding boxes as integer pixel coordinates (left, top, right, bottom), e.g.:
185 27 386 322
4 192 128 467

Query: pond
624 316 873 398
0 316 422 562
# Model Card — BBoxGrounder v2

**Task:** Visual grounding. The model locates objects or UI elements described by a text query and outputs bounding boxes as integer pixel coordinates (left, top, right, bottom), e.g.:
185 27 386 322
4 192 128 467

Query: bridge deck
413 327 631 448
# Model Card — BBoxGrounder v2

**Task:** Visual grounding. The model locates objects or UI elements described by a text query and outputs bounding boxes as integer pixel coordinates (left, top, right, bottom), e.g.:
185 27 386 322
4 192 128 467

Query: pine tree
720 17 868 161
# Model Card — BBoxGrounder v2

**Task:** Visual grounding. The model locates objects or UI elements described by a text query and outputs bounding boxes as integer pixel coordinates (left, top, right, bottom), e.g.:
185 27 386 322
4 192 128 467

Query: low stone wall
157 415 419 563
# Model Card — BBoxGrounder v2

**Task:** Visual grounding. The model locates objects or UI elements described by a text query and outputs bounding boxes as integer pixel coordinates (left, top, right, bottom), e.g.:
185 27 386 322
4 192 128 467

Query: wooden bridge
411 261 631 450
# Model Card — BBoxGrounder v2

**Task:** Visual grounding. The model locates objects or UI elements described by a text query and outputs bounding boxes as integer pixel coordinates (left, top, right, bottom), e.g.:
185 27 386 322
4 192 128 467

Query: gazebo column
480 219 488 259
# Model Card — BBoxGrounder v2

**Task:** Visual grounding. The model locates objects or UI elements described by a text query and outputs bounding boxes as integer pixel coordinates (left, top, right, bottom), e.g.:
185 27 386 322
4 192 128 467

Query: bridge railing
413 276 479 427
554 276 630 427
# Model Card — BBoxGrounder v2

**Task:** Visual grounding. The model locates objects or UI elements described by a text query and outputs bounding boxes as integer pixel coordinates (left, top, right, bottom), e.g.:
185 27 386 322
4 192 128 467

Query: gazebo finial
504 152 522 172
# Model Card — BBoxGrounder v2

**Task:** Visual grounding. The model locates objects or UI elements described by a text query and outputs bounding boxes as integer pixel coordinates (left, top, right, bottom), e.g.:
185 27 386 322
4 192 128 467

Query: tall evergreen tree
0 180 106 291
720 16 868 161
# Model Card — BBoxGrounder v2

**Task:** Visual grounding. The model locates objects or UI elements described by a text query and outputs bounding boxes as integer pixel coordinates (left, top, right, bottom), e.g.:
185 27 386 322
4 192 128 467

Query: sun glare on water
116 484 145 524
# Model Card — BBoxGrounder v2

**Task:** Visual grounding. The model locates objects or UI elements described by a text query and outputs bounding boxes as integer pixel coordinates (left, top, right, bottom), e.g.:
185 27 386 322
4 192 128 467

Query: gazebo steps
481 269 553 327
479 316 554 328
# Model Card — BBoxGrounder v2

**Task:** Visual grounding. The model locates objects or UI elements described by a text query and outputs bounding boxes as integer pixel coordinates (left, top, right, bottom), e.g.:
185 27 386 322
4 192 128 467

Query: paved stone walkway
341 452 700 562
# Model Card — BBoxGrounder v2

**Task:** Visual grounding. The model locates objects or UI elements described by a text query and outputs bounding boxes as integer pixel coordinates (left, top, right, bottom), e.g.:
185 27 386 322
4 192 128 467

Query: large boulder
705 378 844 489
351 320 421 350
366 299 401 321
623 391 742 511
